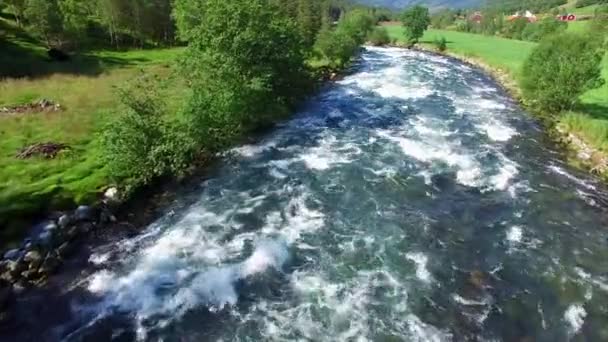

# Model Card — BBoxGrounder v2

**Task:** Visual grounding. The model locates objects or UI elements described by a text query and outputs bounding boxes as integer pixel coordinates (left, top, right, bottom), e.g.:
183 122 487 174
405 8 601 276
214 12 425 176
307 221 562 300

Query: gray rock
78 222 94 234
75 205 94 221
3 249 21 261
21 269 38 280
58 214 72 228
24 250 42 263
37 231 53 247
57 241 75 258
66 226 80 240
6 259 26 278
39 255 60 275
43 221 58 231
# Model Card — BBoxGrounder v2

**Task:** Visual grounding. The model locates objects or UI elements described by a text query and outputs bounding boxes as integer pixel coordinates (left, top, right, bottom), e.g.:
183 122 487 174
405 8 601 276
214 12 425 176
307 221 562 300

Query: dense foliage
102 0 376 189
433 36 448 51
367 26 391 46
400 5 430 44
520 32 605 114
315 9 375 67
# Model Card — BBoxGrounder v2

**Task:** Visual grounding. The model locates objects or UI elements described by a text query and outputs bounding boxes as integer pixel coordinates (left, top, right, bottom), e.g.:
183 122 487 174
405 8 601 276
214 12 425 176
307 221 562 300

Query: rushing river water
46 47 608 341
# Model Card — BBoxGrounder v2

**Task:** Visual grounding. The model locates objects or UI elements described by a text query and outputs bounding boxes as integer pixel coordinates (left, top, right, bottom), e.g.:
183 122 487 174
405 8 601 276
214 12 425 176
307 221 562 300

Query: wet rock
39 254 60 275
99 207 117 224
75 205 94 221
3 249 21 261
78 222 94 234
58 214 72 228
6 259 26 279
24 250 42 264
21 269 38 280
66 226 80 240
57 241 75 258
37 230 54 247
43 221 58 232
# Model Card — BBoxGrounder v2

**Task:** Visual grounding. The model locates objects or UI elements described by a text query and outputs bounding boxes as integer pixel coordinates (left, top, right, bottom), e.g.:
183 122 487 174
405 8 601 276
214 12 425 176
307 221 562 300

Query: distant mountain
357 0 483 10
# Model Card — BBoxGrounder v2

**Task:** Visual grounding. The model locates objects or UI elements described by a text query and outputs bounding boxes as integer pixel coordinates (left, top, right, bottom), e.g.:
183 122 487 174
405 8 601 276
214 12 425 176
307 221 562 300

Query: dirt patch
0 99 62 116
16 142 70 159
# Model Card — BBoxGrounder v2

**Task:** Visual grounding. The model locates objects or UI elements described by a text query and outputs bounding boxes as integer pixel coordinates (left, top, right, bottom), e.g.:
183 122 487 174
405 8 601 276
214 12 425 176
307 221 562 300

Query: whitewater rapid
51 47 608 341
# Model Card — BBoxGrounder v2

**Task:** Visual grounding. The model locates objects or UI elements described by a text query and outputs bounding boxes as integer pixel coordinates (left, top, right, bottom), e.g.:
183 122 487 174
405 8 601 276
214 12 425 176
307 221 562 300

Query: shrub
433 36 447 52
502 17 529 40
521 17 567 42
101 73 194 190
315 25 359 68
367 27 390 46
520 32 605 114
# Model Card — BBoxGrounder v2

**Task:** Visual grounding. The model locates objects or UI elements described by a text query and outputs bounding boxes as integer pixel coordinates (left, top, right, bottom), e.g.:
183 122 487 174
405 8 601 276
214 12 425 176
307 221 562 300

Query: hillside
357 0 481 9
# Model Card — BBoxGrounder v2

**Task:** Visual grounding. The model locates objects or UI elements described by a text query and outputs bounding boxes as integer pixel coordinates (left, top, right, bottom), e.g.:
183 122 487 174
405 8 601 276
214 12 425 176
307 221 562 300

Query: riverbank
384 26 608 181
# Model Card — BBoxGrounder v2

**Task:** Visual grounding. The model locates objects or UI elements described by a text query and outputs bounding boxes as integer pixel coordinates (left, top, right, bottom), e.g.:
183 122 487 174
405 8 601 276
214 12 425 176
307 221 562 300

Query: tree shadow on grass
577 102 608 120
0 19 157 79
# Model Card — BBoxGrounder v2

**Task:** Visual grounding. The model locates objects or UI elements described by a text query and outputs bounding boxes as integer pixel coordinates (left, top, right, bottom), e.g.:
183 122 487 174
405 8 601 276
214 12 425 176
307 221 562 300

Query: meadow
0 17 186 242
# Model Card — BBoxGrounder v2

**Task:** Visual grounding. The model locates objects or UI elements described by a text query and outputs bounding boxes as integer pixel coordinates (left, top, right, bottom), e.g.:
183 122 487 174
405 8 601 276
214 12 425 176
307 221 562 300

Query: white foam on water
87 270 114 294
231 140 277 158
299 135 359 171
548 165 597 191
452 294 488 306
405 252 433 283
88 252 110 265
564 304 586 336
506 226 523 243
476 120 518 142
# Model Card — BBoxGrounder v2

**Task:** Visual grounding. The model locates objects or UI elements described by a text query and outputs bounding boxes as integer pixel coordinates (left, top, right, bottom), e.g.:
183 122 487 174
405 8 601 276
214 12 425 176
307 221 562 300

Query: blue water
62 47 608 341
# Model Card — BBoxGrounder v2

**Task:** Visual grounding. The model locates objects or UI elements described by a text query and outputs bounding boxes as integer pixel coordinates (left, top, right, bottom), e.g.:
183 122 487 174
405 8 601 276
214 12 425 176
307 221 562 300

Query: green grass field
0 17 186 243
386 24 608 164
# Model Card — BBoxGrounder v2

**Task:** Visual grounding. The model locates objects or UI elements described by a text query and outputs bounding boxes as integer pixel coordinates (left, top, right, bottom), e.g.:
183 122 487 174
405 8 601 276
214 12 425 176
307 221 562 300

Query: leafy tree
400 5 430 44
4 0 27 26
502 17 529 40
367 26 390 46
433 36 447 52
431 9 456 29
181 0 308 148
102 73 194 189
24 0 64 47
520 32 605 113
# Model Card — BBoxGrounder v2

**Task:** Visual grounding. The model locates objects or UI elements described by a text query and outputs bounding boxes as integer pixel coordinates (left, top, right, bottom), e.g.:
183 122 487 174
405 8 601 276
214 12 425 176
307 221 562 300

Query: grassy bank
386 25 608 174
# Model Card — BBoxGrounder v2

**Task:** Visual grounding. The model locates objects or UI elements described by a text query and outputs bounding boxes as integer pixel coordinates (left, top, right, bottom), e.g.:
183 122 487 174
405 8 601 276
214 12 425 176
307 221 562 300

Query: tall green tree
4 0 27 26
24 0 64 46
401 5 430 44
181 0 308 148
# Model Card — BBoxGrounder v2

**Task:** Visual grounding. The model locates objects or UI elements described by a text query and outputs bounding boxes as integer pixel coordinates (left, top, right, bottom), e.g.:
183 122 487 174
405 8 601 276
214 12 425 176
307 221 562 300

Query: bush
101 74 194 190
367 27 390 46
503 17 529 40
315 25 359 68
520 32 605 114
521 17 567 42
433 36 447 52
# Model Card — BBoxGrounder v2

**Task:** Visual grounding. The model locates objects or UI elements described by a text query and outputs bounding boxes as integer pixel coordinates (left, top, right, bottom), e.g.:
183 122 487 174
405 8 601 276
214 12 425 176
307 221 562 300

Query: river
22 47 608 341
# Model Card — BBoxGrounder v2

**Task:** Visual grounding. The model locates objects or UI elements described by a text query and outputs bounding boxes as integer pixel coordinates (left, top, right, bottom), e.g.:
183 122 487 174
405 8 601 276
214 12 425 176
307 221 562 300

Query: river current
57 47 608 341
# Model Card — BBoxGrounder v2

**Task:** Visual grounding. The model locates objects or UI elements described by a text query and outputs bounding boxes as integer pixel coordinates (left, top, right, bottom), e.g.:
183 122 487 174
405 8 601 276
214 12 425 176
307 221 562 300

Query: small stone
3 249 21 261
104 187 119 202
58 214 72 228
75 205 93 221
